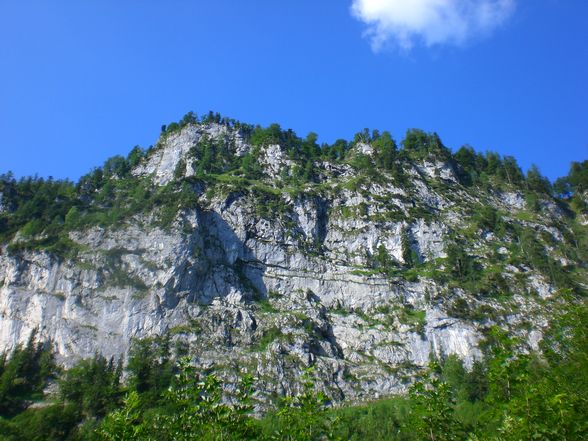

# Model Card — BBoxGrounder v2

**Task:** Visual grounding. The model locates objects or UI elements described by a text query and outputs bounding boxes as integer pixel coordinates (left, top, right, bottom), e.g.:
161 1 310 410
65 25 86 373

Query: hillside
1 111 587 404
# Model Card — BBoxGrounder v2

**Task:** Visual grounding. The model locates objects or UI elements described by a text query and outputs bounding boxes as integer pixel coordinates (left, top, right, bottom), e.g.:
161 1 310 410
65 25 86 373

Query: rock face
0 122 573 402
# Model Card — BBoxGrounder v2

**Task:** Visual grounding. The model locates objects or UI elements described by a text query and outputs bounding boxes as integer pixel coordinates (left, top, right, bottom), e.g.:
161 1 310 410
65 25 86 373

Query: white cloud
351 0 515 51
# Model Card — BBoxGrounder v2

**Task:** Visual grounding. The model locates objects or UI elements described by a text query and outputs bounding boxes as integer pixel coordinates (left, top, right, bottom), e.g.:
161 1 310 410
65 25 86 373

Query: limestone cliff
0 119 583 401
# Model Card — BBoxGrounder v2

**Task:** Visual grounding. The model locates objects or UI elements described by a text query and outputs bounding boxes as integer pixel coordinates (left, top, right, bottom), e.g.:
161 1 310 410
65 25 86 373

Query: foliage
250 327 284 352
5 404 81 441
331 396 411 440
472 206 505 235
526 164 552 194
153 359 259 441
3 112 588 441
1 299 588 440
126 336 174 407
371 130 397 170
556 160 588 213
453 147 525 188
407 363 462 441
96 391 147 441
373 243 398 275
0 330 55 417
1 111 579 275
269 368 338 441
97 358 261 441
445 242 477 282
565 160 588 195
59 354 122 418
0 173 77 247
401 129 452 162
401 227 416 268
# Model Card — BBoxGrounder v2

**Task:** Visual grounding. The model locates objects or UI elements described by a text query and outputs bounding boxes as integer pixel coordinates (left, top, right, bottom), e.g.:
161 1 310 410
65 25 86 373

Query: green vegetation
2 111 579 316
2 111 588 438
401 228 418 268
0 299 587 439
453 146 526 189
250 327 284 352
398 306 427 335
0 330 54 417
59 354 122 418
0 110 582 271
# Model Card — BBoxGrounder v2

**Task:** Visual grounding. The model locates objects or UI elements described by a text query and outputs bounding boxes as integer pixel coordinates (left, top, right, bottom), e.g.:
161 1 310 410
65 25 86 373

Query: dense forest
1 111 588 440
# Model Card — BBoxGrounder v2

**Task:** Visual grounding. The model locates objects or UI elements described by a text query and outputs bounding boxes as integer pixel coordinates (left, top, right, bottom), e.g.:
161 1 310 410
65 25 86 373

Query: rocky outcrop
0 123 568 402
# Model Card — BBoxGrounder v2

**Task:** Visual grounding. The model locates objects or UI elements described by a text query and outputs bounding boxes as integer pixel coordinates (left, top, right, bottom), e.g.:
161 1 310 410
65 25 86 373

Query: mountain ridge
1 111 587 403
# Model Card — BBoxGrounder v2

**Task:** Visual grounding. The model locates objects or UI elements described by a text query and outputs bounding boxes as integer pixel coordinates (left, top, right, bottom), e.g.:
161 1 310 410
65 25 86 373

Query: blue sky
0 0 586 182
